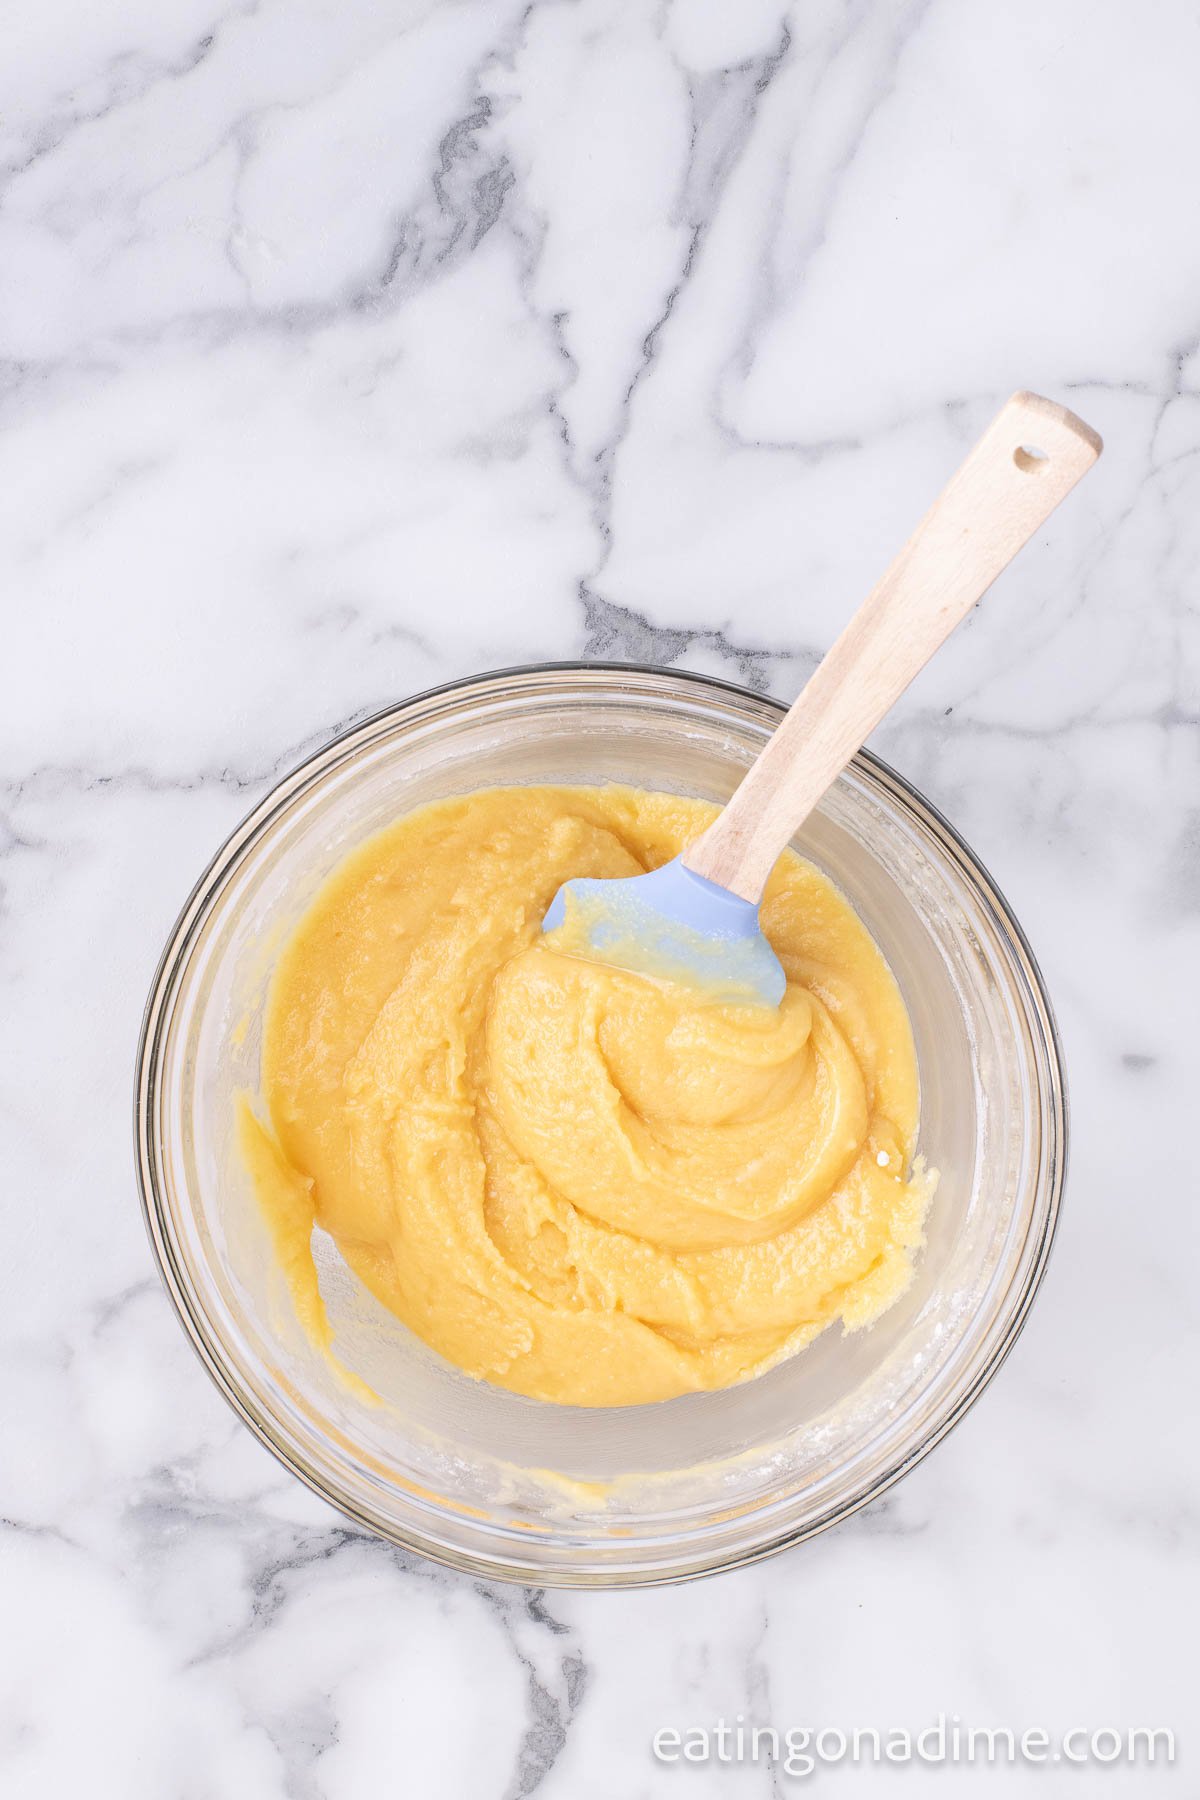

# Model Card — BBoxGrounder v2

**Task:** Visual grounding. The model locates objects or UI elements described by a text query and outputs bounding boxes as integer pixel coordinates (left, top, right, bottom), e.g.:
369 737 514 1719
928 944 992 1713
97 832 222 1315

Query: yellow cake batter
241 784 933 1407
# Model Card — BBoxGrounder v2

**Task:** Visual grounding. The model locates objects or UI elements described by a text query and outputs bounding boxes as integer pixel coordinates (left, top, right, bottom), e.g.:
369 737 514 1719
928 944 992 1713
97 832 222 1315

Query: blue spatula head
542 855 786 1007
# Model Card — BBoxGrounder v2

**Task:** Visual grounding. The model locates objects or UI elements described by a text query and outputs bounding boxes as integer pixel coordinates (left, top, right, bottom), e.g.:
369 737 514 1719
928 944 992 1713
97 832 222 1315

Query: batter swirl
242 784 932 1406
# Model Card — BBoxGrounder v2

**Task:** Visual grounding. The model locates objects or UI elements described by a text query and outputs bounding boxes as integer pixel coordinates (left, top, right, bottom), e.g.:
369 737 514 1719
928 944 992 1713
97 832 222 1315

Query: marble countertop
4 0 1198 1794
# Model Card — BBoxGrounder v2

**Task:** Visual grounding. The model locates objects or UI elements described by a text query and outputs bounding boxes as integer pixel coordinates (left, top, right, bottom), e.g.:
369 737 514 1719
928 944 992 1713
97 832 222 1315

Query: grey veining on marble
2 0 1197 1794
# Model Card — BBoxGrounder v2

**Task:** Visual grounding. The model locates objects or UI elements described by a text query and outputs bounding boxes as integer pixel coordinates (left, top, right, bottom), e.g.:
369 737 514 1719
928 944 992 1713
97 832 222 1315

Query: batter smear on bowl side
240 784 934 1406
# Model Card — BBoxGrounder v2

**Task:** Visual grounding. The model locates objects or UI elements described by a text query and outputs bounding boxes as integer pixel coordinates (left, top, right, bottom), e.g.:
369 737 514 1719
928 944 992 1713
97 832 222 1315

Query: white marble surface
3 0 1198 1793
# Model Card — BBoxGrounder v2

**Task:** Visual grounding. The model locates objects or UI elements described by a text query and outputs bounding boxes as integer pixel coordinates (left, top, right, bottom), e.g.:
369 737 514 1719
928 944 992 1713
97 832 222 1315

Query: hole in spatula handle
1013 443 1049 473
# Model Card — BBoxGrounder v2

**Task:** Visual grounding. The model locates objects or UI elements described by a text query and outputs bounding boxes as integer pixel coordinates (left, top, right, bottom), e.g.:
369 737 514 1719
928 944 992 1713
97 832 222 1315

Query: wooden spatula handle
682 391 1102 902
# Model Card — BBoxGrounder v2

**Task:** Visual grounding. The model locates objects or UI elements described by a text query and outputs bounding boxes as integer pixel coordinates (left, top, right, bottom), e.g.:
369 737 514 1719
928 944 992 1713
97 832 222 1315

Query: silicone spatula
543 391 1102 1005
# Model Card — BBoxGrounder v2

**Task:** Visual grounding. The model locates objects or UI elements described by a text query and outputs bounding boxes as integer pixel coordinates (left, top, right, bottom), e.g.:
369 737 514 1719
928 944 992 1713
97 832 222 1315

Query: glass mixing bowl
135 663 1065 1586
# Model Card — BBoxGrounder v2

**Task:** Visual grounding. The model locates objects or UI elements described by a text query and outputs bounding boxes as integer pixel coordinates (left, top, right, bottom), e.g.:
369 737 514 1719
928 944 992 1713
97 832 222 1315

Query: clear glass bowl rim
134 660 1067 1586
